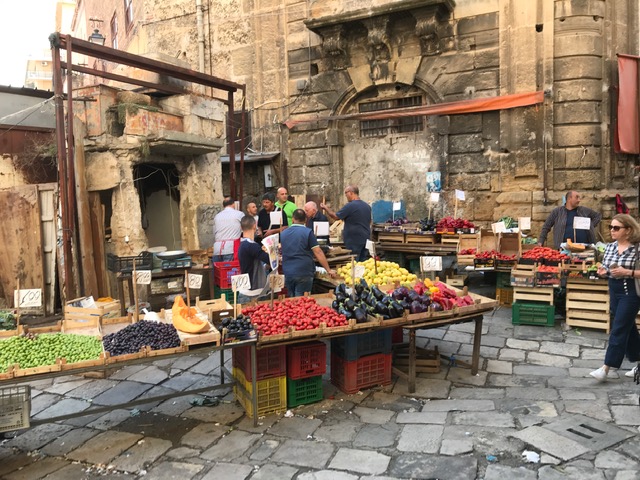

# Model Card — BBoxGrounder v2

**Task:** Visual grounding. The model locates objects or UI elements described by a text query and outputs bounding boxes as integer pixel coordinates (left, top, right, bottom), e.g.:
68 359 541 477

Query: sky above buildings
0 0 58 87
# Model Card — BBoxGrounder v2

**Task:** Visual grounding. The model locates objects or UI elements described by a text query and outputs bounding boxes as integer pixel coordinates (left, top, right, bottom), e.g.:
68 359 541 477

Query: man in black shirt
237 216 271 303
257 191 288 238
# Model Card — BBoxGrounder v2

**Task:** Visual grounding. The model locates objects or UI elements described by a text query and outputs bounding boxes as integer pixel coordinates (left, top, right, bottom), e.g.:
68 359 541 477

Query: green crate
512 301 555 326
286 375 323 408
496 272 512 289
214 286 234 301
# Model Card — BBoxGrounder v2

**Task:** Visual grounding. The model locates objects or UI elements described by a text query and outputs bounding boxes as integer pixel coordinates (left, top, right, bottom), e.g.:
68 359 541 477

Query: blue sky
0 0 58 87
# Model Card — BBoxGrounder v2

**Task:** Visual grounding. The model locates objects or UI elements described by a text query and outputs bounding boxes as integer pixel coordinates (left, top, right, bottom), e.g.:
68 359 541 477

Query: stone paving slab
143 461 204 480
537 464 607 479
446 367 489 386
65 379 118 399
389 453 478 480
396 411 448 424
200 430 261 461
329 447 391 474
392 377 451 398
484 464 537 480
353 406 395 424
43 377 92 395
440 438 473 455
611 406 640 426
6 423 73 451
66 430 143 464
397 424 443 453
539 341 580 357
126 365 170 384
297 471 359 480
40 427 100 457
270 439 335 469
110 436 172 473
511 426 589 461
352 423 400 448
505 386 559 400
451 411 515 428
180 422 229 448
528 351 572 368
29 393 61 416
249 438 280 461
33 397 91 421
269 416 322 439
250 464 299 480
594 450 639 469
421 399 495 412
450 387 506 399
3 456 69 480
86 408 132 430
107 364 148 380
314 421 361 443
91 380 153 406
200 461 255 480
487 359 513 374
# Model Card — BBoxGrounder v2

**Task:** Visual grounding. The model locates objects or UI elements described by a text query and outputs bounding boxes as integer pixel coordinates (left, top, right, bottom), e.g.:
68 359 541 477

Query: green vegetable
0 310 16 331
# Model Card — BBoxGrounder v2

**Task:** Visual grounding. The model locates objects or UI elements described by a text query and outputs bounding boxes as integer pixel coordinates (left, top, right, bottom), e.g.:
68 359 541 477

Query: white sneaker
624 366 638 378
590 366 608 382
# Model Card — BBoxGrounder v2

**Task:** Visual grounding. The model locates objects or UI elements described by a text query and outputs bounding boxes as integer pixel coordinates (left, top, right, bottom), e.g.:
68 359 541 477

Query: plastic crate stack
286 341 326 408
213 261 240 299
232 345 287 417
330 329 393 394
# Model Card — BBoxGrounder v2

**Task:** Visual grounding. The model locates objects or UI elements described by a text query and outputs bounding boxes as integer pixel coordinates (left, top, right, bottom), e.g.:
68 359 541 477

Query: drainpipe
195 0 205 72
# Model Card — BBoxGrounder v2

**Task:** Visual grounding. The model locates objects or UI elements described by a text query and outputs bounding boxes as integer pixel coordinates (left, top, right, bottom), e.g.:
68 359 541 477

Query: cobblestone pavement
2 305 640 480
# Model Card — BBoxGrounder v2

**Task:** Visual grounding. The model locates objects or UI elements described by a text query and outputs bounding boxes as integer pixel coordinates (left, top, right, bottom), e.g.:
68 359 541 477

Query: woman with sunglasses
590 214 640 381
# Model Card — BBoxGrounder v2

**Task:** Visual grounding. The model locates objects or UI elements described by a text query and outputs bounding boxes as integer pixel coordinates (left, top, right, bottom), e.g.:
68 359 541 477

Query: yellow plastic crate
233 367 286 418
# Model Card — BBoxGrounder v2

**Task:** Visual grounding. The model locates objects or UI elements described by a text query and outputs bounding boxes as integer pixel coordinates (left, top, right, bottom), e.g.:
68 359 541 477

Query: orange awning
616 54 640 154
284 90 545 129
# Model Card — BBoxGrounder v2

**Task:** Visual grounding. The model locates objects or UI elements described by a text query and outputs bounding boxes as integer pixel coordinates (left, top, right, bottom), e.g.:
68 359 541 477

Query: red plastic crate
330 352 392 395
214 261 241 288
232 345 286 382
287 341 327 380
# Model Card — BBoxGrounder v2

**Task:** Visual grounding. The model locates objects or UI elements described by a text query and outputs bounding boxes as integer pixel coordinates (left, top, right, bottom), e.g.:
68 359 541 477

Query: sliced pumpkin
567 238 586 251
171 296 210 334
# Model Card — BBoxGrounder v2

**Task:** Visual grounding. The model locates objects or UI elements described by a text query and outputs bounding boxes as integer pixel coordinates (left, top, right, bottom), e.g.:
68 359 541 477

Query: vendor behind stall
304 201 330 246
538 191 602 249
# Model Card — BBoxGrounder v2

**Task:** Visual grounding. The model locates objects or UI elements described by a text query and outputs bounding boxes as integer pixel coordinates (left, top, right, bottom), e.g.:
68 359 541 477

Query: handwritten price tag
14 289 42 308
393 201 402 211
186 274 203 289
491 221 507 234
430 192 440 203
135 270 152 285
455 189 466 201
573 216 591 230
519 217 531 231
420 256 442 272
354 265 366 279
270 274 285 293
231 273 251 292
365 240 375 256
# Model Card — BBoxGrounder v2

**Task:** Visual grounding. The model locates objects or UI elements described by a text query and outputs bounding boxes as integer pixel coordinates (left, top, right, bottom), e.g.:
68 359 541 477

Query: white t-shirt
213 207 244 256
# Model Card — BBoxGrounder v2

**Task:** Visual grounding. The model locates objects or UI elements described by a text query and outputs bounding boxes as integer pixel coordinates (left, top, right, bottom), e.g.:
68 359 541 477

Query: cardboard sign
354 265 366 279
392 201 402 211
420 256 442 272
519 217 531 231
270 274 285 293
135 270 152 285
269 210 283 226
491 221 507 234
231 273 251 292
14 288 42 308
455 189 466 201
430 192 440 203
365 239 375 255
186 274 203 290
573 216 591 230
313 221 330 236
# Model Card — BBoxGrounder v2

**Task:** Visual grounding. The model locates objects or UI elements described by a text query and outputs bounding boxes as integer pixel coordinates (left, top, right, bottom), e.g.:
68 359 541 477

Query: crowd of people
211 184 371 302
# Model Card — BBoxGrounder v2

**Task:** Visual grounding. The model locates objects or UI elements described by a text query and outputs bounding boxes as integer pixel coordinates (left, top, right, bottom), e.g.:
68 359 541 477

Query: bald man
275 187 297 226
304 201 330 245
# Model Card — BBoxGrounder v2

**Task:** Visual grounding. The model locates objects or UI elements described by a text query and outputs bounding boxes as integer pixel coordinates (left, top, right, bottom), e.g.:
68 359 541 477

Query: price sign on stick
354 265 366 279
455 189 466 201
186 274 203 290
491 221 507 234
430 192 440 203
231 273 251 292
135 270 152 285
573 217 591 230
519 217 531 231
393 201 402 211
14 289 42 308
420 256 442 272
365 239 375 256
270 274 285 293
269 210 283 226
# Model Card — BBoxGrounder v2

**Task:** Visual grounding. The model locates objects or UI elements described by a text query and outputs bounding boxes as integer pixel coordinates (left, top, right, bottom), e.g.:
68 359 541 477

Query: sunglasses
609 225 627 231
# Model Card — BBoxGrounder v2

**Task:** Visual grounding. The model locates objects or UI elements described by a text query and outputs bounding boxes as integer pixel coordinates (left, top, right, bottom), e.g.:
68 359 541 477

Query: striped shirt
602 241 638 277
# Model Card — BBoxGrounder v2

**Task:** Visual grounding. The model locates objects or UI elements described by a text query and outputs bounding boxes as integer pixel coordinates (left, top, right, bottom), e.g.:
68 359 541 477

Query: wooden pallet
513 287 554 305
566 309 610 333
565 283 609 313
377 232 405 243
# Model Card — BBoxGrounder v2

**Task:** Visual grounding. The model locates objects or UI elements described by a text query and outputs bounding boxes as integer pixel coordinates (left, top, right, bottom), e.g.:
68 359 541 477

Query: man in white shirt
212 197 244 262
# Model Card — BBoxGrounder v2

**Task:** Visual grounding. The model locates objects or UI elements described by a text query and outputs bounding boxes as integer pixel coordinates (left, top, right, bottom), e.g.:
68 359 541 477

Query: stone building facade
73 0 639 238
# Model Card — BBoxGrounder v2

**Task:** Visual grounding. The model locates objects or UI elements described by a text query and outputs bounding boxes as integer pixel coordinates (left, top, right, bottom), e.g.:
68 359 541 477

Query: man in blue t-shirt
321 185 372 261
237 216 271 303
280 209 335 297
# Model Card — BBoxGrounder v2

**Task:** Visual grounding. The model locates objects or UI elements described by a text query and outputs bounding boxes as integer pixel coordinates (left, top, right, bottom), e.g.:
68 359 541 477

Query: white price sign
269 210 283 226
573 216 591 230
430 192 440 203
14 289 42 308
455 189 466 201
420 256 442 272
392 201 402 211
231 273 251 292
135 270 152 285
365 240 375 255
354 265 366 279
519 217 531 231
270 274 285 293
185 274 203 290
491 221 507 234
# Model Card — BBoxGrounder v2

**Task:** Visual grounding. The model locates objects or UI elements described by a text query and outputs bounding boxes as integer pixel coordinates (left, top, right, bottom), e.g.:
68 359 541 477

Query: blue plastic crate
331 329 392 361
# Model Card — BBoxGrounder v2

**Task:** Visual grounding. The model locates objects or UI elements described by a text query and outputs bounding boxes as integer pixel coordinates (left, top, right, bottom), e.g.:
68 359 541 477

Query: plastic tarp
616 54 640 154
284 91 545 129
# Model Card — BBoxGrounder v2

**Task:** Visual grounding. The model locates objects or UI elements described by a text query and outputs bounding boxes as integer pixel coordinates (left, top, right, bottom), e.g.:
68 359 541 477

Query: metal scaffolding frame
49 32 246 300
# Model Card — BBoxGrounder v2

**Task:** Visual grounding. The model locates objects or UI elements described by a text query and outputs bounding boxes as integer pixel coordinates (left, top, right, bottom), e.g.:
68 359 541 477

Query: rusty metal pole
228 91 236 199
66 36 77 235
52 41 72 300
239 89 246 208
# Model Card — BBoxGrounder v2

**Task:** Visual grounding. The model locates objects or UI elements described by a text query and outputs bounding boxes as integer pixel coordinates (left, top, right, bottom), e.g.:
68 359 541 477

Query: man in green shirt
275 187 297 226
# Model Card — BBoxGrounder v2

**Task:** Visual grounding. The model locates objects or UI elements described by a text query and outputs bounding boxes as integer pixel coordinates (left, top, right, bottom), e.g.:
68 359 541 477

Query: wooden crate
565 282 609 313
446 274 467 287
498 232 521 257
457 254 475 266
440 234 460 247
160 309 221 347
478 229 498 252
393 345 440 374
513 286 554 305
196 296 234 324
377 232 405 243
405 232 438 244
511 265 535 287
566 309 610 333
61 315 101 337
496 287 514 306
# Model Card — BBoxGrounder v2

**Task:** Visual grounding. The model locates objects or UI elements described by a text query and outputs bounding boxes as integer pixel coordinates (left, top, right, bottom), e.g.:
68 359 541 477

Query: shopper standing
590 214 640 381
212 197 244 262
321 185 371 261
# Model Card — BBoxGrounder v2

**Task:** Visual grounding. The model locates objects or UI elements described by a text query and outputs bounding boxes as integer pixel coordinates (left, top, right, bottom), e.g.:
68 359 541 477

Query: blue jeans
346 242 369 262
604 278 640 368
286 276 314 297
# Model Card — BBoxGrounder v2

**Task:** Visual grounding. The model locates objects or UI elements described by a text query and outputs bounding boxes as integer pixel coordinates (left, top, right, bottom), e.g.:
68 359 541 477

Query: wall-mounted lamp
88 29 106 46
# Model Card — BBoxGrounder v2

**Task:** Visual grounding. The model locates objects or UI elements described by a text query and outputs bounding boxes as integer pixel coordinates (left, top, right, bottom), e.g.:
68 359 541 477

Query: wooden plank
0 185 44 311
38 184 57 315
513 287 554 305
89 192 110 297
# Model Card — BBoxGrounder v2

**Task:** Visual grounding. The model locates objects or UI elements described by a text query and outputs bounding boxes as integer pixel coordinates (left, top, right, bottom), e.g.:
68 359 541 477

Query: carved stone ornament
413 8 440 56
362 16 391 63
318 24 349 70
